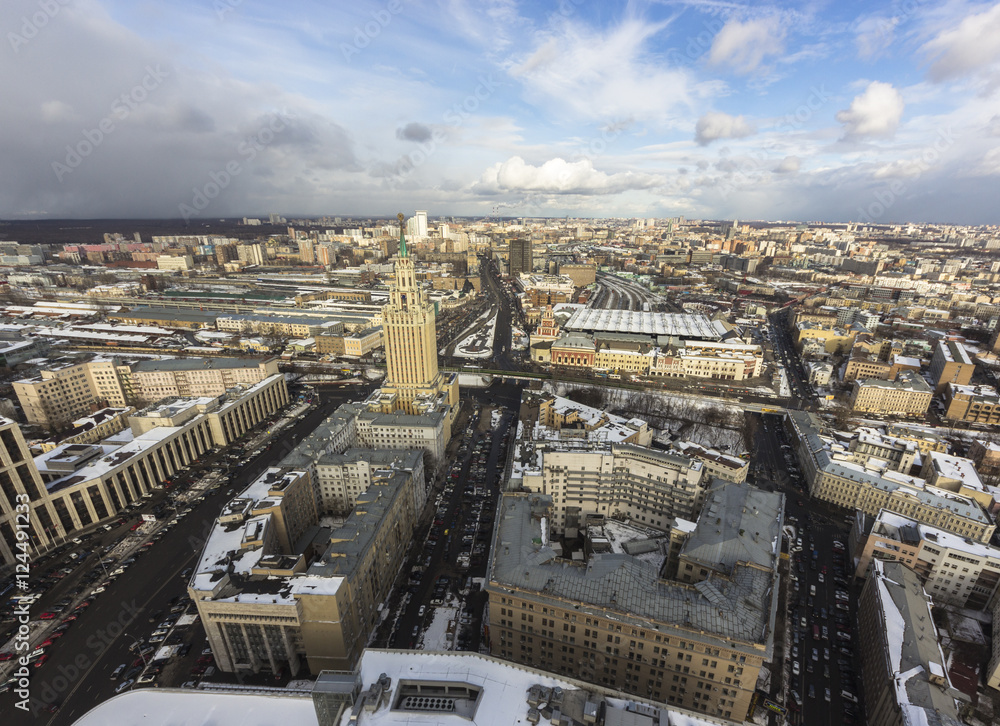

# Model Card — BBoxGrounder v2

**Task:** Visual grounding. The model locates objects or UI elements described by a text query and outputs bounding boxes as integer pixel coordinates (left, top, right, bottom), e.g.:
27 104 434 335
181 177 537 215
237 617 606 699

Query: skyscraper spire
397 212 407 258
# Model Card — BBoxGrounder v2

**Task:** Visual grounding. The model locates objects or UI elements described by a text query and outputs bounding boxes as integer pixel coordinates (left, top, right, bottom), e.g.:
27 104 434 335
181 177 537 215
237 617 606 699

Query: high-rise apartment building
237 243 265 266
508 237 533 276
14 357 280 427
13 358 131 429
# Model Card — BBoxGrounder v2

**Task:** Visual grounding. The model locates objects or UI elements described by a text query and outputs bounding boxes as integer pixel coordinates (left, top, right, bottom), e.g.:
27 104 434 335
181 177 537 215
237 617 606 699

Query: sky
2 0 999 225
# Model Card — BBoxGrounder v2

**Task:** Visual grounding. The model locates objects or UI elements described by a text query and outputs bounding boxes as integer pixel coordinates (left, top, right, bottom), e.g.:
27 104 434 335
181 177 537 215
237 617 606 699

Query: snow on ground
419 599 459 650
546 381 745 416
683 422 744 453
491 409 503 429
454 310 497 359
777 368 792 398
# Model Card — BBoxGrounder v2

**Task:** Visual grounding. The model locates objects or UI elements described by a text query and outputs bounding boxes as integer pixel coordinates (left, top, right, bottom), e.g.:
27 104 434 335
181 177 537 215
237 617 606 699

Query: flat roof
132 356 271 372
487 490 780 653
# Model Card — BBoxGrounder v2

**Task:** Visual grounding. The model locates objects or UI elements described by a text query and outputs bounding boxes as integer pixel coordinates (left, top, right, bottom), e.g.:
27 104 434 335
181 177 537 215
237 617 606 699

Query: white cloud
509 19 695 124
694 111 755 145
40 100 76 124
854 16 899 60
472 156 660 195
708 17 785 74
922 3 1000 82
836 81 905 140
872 159 929 179
969 146 1000 176
774 156 801 173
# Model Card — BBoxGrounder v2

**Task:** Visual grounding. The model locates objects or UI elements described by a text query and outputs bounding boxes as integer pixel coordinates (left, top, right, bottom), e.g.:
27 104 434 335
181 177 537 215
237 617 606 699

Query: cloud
510 18 694 123
694 112 755 145
922 3 1000 82
40 100 77 124
774 156 801 173
836 81 905 140
969 146 1000 176
396 122 433 142
472 156 660 195
854 16 899 60
708 17 785 74
872 159 928 179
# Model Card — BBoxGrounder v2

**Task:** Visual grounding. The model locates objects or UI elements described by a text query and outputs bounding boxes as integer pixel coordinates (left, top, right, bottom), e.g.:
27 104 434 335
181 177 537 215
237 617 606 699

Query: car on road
115 679 134 693
111 664 127 679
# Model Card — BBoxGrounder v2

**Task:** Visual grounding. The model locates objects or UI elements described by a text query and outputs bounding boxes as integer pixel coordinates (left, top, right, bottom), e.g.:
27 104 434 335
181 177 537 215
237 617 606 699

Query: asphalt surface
478 258 523 371
2 384 372 726
768 309 818 407
750 413 865 726
382 383 522 652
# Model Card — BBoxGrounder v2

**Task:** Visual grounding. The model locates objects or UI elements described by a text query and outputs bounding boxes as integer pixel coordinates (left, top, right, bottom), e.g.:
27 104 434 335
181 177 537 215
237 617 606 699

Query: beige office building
0 419 63 565
487 481 784 723
518 443 707 532
786 410 994 543
14 356 279 427
190 456 421 676
14 358 131 429
852 510 1000 611
128 357 280 404
0 375 288 565
849 371 933 417
929 340 975 394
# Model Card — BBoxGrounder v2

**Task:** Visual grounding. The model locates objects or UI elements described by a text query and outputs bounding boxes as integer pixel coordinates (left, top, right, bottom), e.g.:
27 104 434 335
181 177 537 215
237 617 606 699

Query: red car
62 614 78 622
34 655 50 668
130 523 142 532
39 612 57 620
38 638 53 648
48 632 64 641
0 652 14 662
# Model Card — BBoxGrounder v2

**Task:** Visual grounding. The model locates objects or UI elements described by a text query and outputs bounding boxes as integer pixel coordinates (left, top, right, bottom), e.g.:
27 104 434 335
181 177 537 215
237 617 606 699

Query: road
2 384 373 725
767 309 818 407
749 413 865 726
382 383 522 653
478 257 521 372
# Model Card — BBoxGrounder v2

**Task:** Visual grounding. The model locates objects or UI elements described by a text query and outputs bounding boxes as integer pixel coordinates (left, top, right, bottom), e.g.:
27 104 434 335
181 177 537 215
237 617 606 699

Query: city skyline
2 0 1000 224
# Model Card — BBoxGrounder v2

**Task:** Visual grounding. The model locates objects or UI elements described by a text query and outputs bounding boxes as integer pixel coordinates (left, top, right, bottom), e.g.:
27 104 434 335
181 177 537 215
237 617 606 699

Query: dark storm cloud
396 122 433 142
0 1 360 219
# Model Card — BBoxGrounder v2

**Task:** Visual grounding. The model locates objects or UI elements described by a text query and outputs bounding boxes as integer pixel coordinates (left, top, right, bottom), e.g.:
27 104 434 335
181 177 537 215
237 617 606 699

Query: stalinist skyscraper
372 213 459 420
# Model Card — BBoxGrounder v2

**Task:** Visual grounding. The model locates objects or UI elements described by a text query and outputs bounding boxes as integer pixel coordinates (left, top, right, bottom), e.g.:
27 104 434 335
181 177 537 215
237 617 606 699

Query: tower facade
508 237 532 277
377 214 459 417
